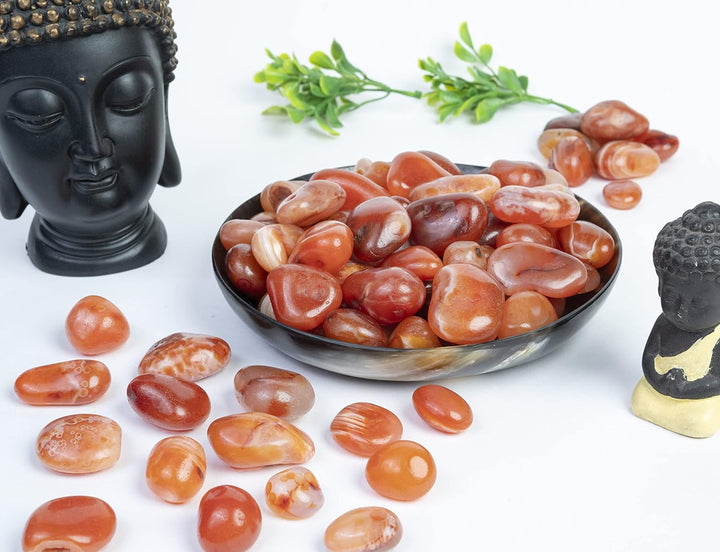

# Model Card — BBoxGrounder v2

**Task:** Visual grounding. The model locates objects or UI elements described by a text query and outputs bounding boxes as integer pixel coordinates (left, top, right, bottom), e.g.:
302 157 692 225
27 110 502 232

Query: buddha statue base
631 377 720 438
26 205 167 277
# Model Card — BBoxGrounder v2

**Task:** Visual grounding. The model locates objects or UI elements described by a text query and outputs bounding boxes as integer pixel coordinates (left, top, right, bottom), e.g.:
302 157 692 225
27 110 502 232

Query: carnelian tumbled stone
22 495 116 552
412 384 473 433
427 263 504 345
234 364 315 420
386 150 452 198
36 414 122 474
65 295 129 355
324 507 403 552
322 308 389 347
14 359 110 406
198 485 262 552
127 373 211 431
365 440 437 501
266 264 343 331
556 220 616 269
498 290 559 339
602 180 642 210
265 466 324 519
207 412 315 469
330 402 403 457
487 242 588 298
139 332 231 382
388 316 441 349
146 436 206 504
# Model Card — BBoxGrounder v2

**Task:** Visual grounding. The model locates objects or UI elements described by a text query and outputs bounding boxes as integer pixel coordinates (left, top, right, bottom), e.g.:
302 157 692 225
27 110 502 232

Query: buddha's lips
70 171 118 194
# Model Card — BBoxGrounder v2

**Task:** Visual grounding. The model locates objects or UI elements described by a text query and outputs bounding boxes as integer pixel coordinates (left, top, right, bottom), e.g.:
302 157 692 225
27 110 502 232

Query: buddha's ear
0 153 27 219
158 84 181 188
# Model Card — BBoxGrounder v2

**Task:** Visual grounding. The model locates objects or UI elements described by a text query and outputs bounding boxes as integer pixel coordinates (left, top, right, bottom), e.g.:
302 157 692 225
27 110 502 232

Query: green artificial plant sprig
254 41 422 135
419 22 577 123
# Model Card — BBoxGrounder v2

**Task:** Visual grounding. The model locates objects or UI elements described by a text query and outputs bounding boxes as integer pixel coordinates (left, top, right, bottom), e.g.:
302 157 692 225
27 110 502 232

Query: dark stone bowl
211 165 622 381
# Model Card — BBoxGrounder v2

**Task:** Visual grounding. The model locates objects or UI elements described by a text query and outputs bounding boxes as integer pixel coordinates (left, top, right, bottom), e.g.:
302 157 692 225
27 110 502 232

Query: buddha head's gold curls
0 0 177 81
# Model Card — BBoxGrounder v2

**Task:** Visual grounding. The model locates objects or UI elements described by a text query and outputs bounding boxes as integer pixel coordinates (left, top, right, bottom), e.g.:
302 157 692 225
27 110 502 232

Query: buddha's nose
68 137 114 175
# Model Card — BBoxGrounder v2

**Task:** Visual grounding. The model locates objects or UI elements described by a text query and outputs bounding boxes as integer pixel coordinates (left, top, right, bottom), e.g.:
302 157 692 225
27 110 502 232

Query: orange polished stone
330 402 403 457
324 507 402 552
265 466 324 519
139 332 231 382
233 364 315 420
36 414 121 474
14 359 110 406
198 485 262 552
127 373 211 431
412 384 473 433
22 495 116 552
146 436 206 504
65 295 129 355
365 440 437 501
207 412 314 469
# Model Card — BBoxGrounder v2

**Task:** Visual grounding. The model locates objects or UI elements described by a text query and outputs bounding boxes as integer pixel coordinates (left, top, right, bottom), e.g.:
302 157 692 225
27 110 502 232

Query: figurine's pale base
631 377 720 438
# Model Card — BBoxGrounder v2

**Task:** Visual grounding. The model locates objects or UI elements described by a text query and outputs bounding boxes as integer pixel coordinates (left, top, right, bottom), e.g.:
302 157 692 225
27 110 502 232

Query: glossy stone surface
310 167 389 210
218 218 265 250
197 485 261 552
388 316 441 349
127 373 211 431
603 180 642 210
556 220 616 269
330 402 403 457
22 495 116 552
275 179 346 226
36 414 121 474
412 384 473 433
498 291 559 339
265 466 324 519
406 192 489 256
386 151 451 197
138 332 231 382
146 436 206 504
632 129 679 161
428 263 504 344
365 440 437 501
490 185 580 228
266 263 343 331
233 364 315 420
488 159 546 187
65 295 129 355
225 243 268 299
579 99 649 141
549 135 594 187
342 267 426 325
324 507 402 552
380 245 442 281
322 308 389 347
594 140 660 180
288 220 354 273
487 242 588 298
407 173 500 203
346 196 412 263
14 359 110 406
207 412 314 469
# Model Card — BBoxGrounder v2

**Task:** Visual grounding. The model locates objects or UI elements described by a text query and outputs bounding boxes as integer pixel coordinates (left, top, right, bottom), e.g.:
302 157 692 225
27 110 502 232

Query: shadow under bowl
212 164 622 381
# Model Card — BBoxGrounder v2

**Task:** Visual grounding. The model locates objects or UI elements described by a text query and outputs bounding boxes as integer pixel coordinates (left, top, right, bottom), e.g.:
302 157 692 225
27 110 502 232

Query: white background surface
1 0 718 550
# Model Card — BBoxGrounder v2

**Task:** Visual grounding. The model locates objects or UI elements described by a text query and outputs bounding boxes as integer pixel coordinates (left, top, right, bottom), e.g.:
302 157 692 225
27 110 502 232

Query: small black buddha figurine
0 0 181 276
631 201 720 437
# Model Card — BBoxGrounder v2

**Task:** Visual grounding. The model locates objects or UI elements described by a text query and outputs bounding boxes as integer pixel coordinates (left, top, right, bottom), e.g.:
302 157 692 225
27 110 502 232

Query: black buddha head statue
652 201 720 332
0 0 180 275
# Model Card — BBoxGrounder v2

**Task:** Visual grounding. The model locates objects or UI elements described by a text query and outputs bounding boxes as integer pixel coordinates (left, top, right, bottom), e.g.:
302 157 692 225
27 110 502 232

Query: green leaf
478 44 493 65
285 107 306 124
260 69 288 86
319 75 343 96
458 21 473 49
309 82 325 97
330 40 345 61
253 71 267 83
474 97 506 123
497 66 523 93
454 41 478 63
438 102 460 122
282 82 307 110
261 105 287 116
309 51 335 69
518 75 529 92
323 101 343 128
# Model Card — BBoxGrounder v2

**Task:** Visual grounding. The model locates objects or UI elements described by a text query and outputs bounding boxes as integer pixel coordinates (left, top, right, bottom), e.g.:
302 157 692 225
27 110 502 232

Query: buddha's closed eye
6 88 65 132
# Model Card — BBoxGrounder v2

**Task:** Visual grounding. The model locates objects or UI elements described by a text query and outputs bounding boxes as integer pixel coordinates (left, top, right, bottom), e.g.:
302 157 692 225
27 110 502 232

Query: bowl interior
212 164 622 381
